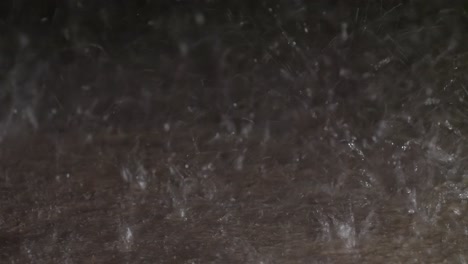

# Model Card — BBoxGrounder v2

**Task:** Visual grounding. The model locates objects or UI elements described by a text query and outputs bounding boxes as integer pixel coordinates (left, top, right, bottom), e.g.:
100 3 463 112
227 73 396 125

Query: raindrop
348 142 365 159
235 153 245 171
458 190 468 200
341 23 348 41
122 227 133 251
194 12 205 25
202 163 214 171
338 222 356 248
179 208 187 220
424 98 440 105
164 122 170 132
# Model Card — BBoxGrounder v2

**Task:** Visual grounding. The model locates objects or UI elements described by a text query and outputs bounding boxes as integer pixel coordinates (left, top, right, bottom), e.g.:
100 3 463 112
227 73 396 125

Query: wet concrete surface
1 1 468 263
1 113 468 263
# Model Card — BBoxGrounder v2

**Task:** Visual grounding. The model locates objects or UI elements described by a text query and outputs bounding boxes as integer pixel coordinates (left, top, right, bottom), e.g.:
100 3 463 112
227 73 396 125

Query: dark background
0 0 466 135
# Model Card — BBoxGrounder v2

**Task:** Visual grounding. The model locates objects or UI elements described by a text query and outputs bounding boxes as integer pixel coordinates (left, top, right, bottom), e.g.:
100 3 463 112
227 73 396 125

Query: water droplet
163 122 170 132
194 12 205 25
